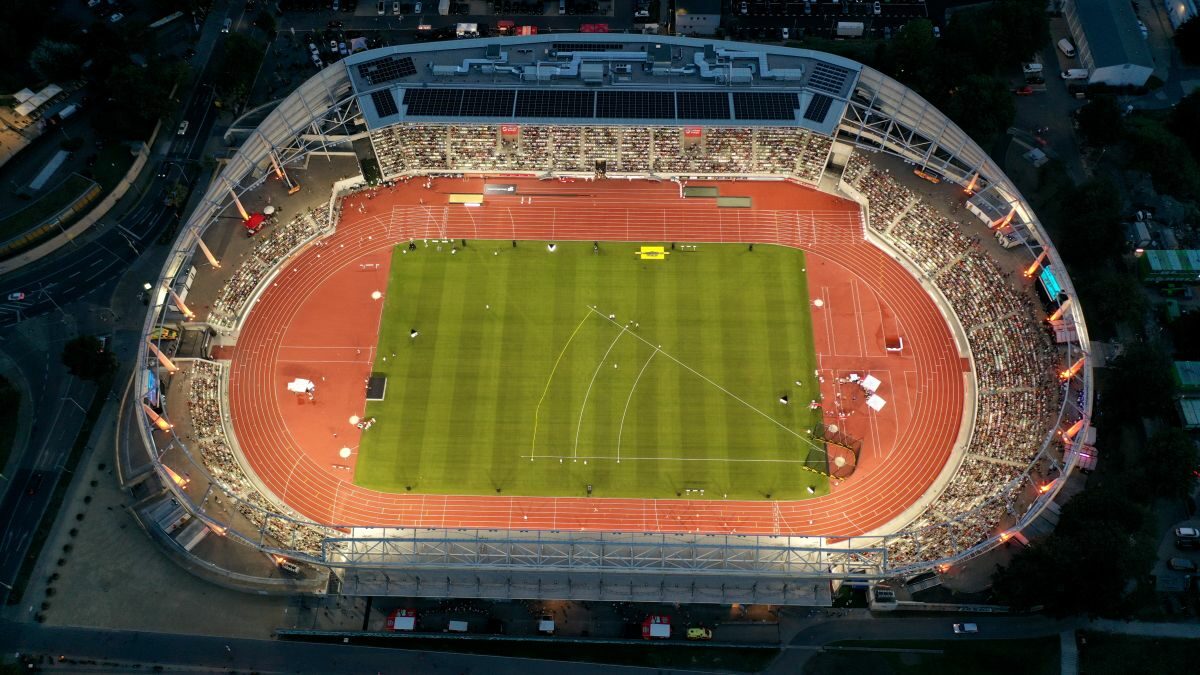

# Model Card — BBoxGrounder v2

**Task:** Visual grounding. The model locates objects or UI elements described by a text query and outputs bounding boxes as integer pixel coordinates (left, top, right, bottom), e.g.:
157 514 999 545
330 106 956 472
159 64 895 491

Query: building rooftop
1076 0 1153 69
342 34 862 136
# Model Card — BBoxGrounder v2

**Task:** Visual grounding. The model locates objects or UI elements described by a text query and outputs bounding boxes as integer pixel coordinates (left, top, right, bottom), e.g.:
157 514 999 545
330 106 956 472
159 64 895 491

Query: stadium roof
1074 0 1153 70
343 34 860 136
1174 361 1200 393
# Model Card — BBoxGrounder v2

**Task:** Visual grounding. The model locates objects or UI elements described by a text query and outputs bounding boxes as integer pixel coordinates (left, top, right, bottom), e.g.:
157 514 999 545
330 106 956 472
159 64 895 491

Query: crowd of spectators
371 123 832 182
842 154 1062 565
185 361 332 555
209 209 330 328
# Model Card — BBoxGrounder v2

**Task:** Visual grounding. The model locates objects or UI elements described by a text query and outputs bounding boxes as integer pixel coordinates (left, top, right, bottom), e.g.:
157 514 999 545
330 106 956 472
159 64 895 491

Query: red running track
226 178 964 537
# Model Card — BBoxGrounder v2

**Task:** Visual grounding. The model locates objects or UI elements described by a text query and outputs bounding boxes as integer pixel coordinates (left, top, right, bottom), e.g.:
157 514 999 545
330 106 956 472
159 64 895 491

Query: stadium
129 34 1092 605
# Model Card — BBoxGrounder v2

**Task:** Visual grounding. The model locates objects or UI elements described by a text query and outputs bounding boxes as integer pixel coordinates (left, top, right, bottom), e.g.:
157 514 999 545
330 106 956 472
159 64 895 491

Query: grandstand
129 34 1093 603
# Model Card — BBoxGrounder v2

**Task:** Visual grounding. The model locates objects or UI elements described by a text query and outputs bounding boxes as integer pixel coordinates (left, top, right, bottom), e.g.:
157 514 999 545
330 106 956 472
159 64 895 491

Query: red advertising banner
683 126 703 138
500 124 520 136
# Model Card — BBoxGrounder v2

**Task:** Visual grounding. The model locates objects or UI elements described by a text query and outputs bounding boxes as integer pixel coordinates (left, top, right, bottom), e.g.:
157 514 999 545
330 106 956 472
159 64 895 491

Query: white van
1057 38 1076 58
448 620 469 632
1061 68 1089 80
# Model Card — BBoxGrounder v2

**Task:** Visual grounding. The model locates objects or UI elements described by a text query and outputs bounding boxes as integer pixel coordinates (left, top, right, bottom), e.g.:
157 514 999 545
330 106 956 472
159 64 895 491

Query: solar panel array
357 56 417 86
808 62 851 96
370 89 399 118
677 92 731 120
552 42 628 52
393 88 829 123
514 90 595 117
596 91 676 119
803 94 834 123
732 92 799 121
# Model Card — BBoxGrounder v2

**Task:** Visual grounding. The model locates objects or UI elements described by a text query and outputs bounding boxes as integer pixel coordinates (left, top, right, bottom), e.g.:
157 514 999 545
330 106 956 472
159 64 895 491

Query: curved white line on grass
615 347 658 463
530 311 594 458
584 306 826 455
573 322 629 459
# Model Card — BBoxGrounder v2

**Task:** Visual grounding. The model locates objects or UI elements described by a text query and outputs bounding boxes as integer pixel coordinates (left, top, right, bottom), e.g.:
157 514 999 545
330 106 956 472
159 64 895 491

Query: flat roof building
1064 0 1155 87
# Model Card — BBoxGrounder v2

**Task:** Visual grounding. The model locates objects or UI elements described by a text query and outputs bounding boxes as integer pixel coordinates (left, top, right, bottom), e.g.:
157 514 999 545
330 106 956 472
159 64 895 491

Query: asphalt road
0 621 677 675
0 3 232 328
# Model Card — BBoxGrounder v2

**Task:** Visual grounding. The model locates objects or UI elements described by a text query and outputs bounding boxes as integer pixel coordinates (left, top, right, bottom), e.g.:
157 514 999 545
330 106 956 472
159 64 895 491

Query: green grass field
355 241 827 500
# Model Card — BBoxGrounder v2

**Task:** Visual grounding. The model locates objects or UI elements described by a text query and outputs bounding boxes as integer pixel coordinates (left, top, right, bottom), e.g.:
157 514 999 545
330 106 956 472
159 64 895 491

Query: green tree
890 19 938 95
215 32 265 104
93 60 188 140
1168 310 1200 359
1074 267 1147 338
992 487 1153 617
1124 118 1200 201
29 38 82 82
1106 340 1176 422
1138 427 1199 500
1167 90 1200 162
991 0 1051 64
61 336 116 381
1174 16 1200 64
1049 178 1124 266
254 9 276 37
939 74 1016 147
1075 97 1123 147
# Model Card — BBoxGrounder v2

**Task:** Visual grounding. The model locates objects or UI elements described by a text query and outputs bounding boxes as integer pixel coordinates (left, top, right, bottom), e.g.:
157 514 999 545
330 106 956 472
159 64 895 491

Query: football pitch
354 241 829 500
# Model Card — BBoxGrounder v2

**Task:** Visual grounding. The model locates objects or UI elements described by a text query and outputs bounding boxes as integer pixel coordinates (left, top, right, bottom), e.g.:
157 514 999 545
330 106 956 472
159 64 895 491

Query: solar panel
515 90 595 118
677 91 730 120
803 94 834 123
403 88 463 116
809 62 850 96
732 92 799 120
370 89 399 118
357 56 417 86
458 89 516 117
595 91 676 119
552 42 627 52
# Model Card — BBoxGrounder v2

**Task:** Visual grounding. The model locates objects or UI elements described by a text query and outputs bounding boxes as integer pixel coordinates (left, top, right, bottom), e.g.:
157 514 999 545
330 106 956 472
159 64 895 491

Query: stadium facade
131 34 1092 603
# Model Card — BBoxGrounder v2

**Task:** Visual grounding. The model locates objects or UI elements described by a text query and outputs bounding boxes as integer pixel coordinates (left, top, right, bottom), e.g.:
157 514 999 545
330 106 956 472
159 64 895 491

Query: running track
225 178 964 537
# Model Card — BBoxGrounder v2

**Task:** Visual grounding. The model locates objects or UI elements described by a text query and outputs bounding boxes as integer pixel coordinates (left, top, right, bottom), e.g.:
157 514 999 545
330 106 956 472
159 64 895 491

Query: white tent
286 378 314 393
866 394 887 412
861 375 881 392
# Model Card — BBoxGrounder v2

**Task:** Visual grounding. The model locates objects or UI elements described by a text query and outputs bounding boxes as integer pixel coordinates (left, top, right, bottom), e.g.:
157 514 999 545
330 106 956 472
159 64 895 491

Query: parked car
1174 527 1199 539
1013 85 1034 96
109 12 124 22
330 39 338 52
686 627 713 640
177 120 189 135
1168 558 1198 572
7 292 26 301
952 623 979 634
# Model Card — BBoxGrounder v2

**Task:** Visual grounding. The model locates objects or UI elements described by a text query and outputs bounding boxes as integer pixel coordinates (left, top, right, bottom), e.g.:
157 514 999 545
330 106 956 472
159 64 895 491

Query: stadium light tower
146 339 180 374
228 185 250 222
195 236 222 269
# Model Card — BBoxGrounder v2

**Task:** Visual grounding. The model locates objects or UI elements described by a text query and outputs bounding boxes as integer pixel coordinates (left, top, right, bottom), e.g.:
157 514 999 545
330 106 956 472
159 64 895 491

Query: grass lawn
0 174 96 244
356 241 827 500
805 638 1060 675
1076 632 1197 675
91 143 137 192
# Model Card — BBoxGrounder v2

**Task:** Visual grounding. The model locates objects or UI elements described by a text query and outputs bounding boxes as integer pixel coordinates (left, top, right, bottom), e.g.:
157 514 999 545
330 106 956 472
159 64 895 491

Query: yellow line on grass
530 310 593 458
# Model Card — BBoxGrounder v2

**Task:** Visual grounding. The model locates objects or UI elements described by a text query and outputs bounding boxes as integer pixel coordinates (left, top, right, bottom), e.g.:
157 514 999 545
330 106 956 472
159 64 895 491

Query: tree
61 336 116 381
214 33 265 104
939 74 1016 147
991 0 1051 65
1049 178 1124 267
1105 340 1176 422
1124 118 1200 202
92 61 188 141
1174 16 1200 64
1168 310 1200 359
29 39 82 82
1167 90 1200 163
992 487 1153 617
1138 427 1199 500
1073 267 1147 338
890 19 938 96
1074 97 1123 147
